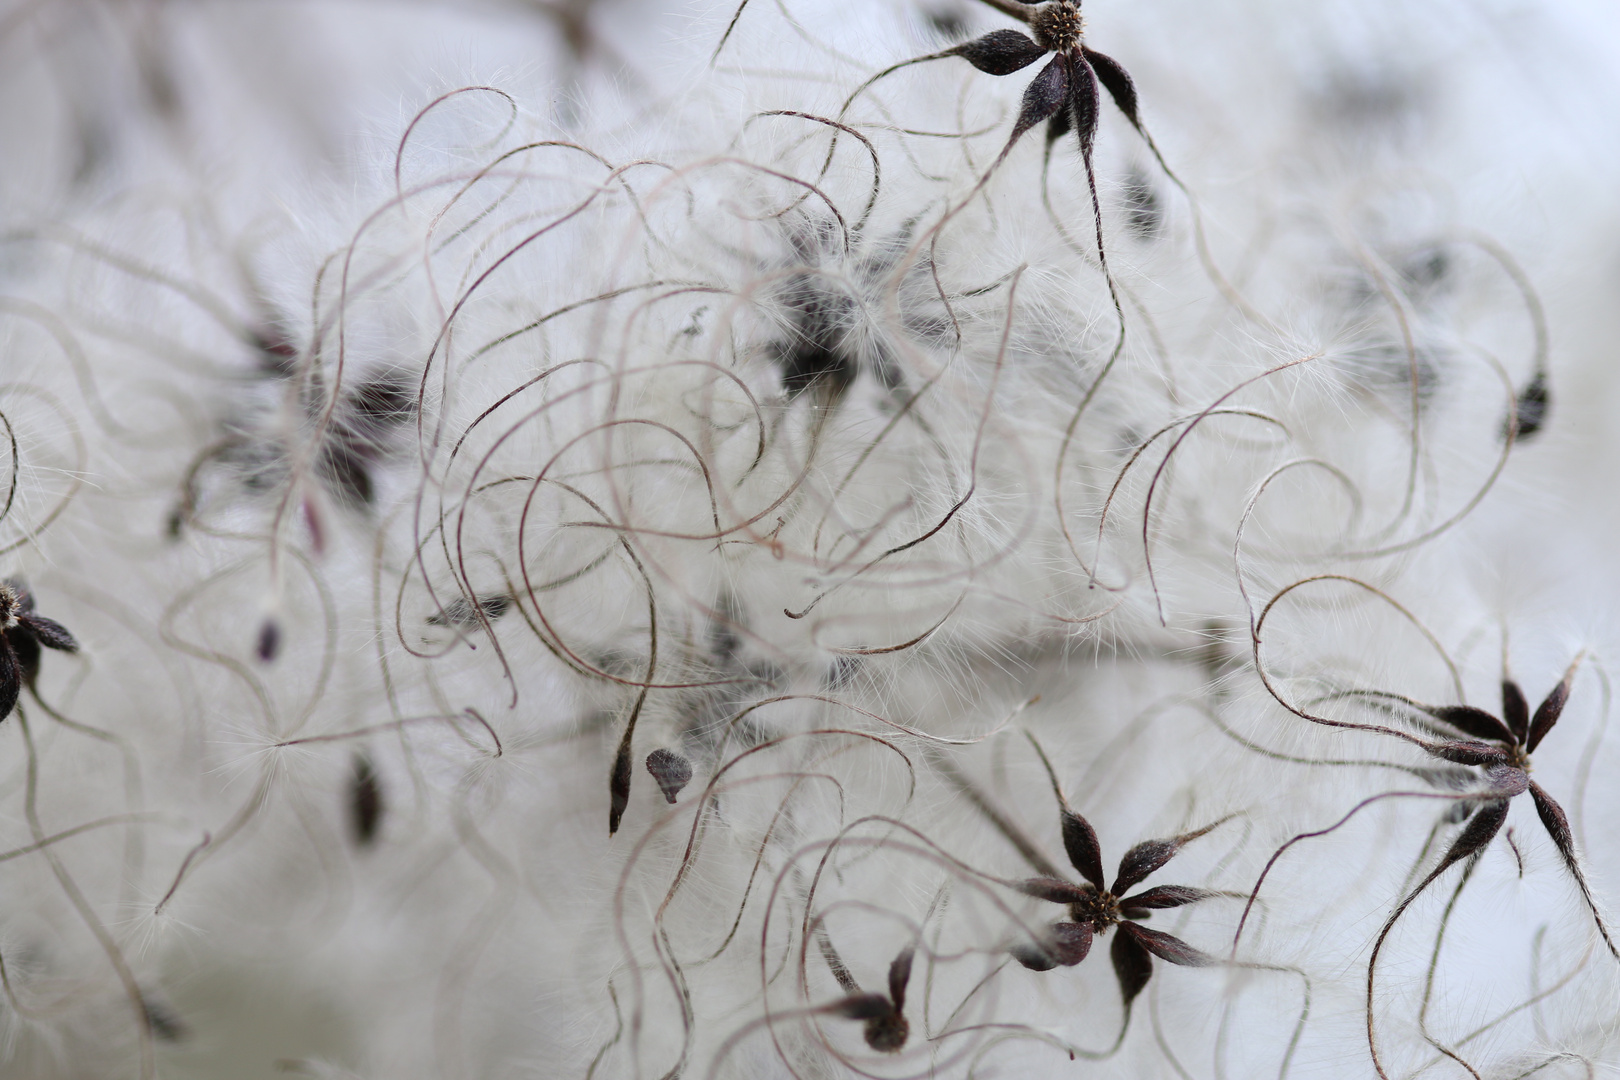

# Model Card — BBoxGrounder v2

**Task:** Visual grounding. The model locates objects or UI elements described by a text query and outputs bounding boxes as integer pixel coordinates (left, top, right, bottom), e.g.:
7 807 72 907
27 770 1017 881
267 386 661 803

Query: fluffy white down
2 1 1620 1077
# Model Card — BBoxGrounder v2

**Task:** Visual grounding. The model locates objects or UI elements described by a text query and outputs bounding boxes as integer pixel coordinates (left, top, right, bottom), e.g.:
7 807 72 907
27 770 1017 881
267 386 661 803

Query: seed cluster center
1033 1 1086 53
1069 887 1122 930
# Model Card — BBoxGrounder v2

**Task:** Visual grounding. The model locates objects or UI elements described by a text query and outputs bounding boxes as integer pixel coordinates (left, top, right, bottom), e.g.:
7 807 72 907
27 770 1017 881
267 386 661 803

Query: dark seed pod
316 368 418 509
1121 168 1162 239
1110 927 1154 1006
1504 372 1549 441
1403 247 1450 291
1430 740 1509 768
140 992 186 1042
255 617 281 663
1425 704 1513 743
428 594 513 627
827 944 914 1052
646 748 693 804
924 6 968 42
862 1011 909 1053
822 654 859 689
949 29 1047 76
1011 941 1060 971
1120 922 1216 967
773 271 858 400
609 733 634 835
1082 47 1141 131
1012 56 1072 141
349 752 384 847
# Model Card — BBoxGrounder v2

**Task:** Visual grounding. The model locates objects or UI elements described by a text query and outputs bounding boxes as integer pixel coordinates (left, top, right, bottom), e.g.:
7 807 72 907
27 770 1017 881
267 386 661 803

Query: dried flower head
1008 738 1219 1014
951 0 1145 162
0 578 79 722
1361 660 1618 1076
821 936 915 1053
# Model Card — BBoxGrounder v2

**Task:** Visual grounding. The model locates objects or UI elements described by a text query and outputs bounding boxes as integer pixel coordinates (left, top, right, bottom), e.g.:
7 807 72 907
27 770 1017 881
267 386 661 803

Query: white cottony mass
1 1 1619 1077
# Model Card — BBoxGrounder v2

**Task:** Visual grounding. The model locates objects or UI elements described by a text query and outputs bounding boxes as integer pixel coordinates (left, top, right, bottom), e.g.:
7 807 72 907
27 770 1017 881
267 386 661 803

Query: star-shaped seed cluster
1009 746 1220 1012
1376 661 1618 969
0 578 79 722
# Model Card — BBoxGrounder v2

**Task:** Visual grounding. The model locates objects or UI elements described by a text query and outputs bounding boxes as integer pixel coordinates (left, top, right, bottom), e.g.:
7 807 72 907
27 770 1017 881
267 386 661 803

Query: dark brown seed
1016 876 1091 904
140 992 186 1042
317 440 375 508
1119 922 1215 967
1060 808 1106 889
0 641 19 721
1082 47 1141 130
346 370 416 431
1110 924 1154 1006
1425 704 1513 744
832 993 890 1021
1531 782 1574 862
1529 781 1619 959
1527 676 1570 753
1121 168 1162 239
1111 819 1221 894
1048 920 1094 966
1435 798 1510 874
1504 372 1549 441
1013 920 1093 970
1012 55 1072 141
1430 741 1510 768
609 738 633 835
645 748 693 804
349 752 383 847
1121 885 1215 911
1068 54 1101 157
887 947 914 1012
428 594 512 627
1012 941 1060 971
1501 681 1530 742
864 1011 909 1053
21 614 78 654
950 29 1047 76
1113 837 1179 894
774 275 858 400
255 617 281 663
